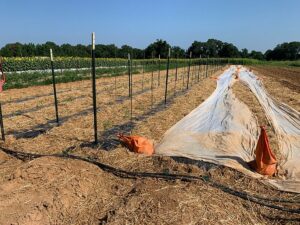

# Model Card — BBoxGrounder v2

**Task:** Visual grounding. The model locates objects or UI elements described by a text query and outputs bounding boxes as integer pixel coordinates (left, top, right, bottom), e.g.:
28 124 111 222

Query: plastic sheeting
156 66 300 193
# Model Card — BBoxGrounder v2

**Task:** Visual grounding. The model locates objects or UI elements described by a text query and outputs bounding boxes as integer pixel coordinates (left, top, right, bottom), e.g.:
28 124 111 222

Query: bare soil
0 65 300 225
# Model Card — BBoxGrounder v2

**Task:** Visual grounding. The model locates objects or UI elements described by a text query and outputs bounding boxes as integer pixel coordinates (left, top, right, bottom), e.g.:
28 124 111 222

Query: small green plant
123 108 130 119
103 120 113 130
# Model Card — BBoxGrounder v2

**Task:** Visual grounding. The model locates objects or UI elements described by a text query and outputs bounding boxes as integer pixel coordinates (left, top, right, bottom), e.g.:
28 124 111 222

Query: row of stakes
0 33 224 144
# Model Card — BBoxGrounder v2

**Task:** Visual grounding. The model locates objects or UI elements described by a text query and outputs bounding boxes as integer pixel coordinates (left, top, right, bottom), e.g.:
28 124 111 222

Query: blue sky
1 0 299 52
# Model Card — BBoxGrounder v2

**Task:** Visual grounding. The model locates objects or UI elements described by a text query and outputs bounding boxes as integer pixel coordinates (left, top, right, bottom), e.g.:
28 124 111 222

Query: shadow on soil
7 83 186 141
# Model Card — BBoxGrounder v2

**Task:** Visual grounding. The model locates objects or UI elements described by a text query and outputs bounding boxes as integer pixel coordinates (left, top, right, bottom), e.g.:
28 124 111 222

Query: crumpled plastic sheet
156 66 300 193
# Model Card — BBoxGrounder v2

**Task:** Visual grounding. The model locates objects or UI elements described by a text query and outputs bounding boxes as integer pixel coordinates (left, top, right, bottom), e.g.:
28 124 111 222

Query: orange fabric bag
248 126 277 176
117 134 154 156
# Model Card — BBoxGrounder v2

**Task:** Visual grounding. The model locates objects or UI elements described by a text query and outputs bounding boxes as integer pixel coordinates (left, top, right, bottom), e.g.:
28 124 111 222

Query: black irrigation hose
1 146 300 215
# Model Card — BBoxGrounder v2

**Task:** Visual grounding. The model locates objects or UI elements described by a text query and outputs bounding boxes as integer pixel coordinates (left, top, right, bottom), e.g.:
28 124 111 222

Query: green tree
265 42 300 60
118 45 134 58
187 41 206 58
219 43 240 58
171 46 185 58
94 44 118 58
249 50 264 60
206 39 224 57
187 39 224 57
0 42 23 57
61 44 75 56
240 48 249 58
74 44 89 57
145 39 171 58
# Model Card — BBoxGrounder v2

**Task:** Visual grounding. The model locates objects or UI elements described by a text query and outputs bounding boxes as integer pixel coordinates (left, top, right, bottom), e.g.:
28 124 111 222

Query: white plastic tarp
156 66 300 193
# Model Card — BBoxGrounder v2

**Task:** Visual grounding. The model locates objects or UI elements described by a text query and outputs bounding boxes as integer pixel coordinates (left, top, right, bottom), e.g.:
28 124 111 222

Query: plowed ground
0 65 299 225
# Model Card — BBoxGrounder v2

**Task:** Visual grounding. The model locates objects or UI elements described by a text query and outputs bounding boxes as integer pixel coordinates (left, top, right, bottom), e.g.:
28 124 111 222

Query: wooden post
128 54 133 120
0 58 5 141
186 51 192 89
174 56 178 95
182 60 186 89
114 76 117 98
128 54 131 97
197 55 201 82
91 32 98 144
0 103 4 141
158 54 161 86
130 58 133 120
205 56 209 78
50 49 59 125
151 52 154 108
142 60 144 92
142 52 145 92
164 48 170 105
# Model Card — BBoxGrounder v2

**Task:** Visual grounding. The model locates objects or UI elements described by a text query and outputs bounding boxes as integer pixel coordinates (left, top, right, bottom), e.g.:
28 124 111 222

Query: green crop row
1 57 231 72
3 57 297 73
2 57 131 72
227 58 300 67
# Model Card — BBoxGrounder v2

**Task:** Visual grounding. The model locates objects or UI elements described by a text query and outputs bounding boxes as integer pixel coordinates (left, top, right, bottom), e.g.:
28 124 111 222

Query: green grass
3 58 299 90
3 60 194 90
227 58 300 67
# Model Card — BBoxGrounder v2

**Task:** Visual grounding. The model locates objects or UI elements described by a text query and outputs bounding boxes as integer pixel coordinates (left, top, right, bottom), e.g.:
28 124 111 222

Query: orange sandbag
117 134 154 156
248 126 277 176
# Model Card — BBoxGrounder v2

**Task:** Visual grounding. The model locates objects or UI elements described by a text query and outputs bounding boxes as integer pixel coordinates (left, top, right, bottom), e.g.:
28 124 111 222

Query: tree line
0 39 299 60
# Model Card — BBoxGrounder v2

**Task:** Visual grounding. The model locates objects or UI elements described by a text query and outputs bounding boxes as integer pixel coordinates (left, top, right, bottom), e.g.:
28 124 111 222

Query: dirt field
0 65 300 224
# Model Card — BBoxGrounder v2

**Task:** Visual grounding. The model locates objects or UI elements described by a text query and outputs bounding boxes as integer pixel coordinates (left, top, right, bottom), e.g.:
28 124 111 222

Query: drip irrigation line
0 146 299 214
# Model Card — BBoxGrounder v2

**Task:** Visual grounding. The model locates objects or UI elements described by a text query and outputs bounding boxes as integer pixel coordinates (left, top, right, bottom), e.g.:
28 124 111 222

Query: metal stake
128 54 131 97
186 51 192 89
128 54 133 120
50 49 59 125
158 54 161 86
164 48 170 105
174 56 178 95
91 32 98 144
205 56 209 78
0 103 5 141
151 53 154 108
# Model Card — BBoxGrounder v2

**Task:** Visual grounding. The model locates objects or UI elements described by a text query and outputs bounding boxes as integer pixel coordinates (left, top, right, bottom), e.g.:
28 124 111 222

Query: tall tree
188 39 224 57
187 41 206 57
249 51 264 60
240 48 249 58
206 39 224 57
145 39 171 58
265 42 300 60
171 46 185 58
219 43 240 58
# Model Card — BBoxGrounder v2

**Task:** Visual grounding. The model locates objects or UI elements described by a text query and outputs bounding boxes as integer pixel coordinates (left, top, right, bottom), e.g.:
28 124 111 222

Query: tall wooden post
158 54 161 86
197 55 201 82
91 32 98 144
0 103 4 141
186 51 192 89
50 49 59 125
0 57 5 141
174 56 178 95
151 52 154 108
142 54 145 92
128 54 131 97
128 54 133 120
164 48 170 105
205 56 209 78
